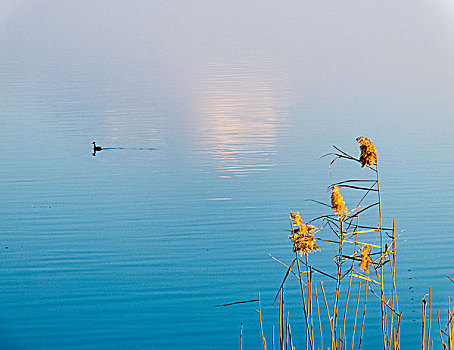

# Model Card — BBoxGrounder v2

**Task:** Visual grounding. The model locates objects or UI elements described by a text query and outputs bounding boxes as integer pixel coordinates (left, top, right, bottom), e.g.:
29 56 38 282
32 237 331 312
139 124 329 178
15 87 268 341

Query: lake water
1 2 454 349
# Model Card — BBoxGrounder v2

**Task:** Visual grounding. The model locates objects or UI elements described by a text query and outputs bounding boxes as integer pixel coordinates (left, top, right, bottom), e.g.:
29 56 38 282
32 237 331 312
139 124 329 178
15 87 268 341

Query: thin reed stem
280 286 284 350
428 288 432 350
423 296 427 350
240 323 243 350
315 283 323 350
333 218 344 347
359 281 368 350
343 276 352 350
305 255 315 350
438 310 447 350
288 325 294 350
257 293 267 350
351 281 362 350
389 219 399 349
296 252 312 349
286 311 289 350
375 158 388 350
321 281 335 350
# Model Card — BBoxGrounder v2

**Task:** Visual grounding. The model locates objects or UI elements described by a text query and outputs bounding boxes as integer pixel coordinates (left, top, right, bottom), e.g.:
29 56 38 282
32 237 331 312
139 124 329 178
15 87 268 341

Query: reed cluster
235 137 453 349
421 277 454 350
242 137 400 349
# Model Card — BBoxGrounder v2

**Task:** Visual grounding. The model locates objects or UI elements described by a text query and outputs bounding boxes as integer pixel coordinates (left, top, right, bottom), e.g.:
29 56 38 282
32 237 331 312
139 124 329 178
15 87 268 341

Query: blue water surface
1 2 454 349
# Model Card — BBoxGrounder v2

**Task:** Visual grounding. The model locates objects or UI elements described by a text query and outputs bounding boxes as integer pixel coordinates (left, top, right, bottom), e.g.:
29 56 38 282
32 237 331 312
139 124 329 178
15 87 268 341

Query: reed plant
231 137 453 349
256 137 400 349
422 277 454 350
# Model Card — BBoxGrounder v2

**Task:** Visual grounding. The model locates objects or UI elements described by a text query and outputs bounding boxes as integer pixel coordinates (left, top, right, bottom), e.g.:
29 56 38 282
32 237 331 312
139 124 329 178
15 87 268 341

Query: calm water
1 2 454 349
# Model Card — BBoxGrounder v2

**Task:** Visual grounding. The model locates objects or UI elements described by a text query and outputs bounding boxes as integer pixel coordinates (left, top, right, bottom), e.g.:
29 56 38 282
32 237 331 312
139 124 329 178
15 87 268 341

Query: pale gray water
1 1 454 349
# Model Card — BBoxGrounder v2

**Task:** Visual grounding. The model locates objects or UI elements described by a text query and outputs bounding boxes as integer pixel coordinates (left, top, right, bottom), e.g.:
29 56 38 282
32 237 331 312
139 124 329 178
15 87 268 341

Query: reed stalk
321 281 335 349
280 287 284 350
351 281 361 350
375 158 388 349
333 218 344 347
240 323 243 350
296 252 312 349
305 256 314 350
314 283 323 350
257 293 267 350
286 311 289 350
438 310 447 350
423 295 427 350
428 288 432 350
288 324 294 350
359 281 368 349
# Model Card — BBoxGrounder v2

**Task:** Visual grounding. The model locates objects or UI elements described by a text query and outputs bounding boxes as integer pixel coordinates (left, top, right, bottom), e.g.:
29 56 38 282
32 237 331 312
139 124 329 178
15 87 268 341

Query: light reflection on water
192 58 290 176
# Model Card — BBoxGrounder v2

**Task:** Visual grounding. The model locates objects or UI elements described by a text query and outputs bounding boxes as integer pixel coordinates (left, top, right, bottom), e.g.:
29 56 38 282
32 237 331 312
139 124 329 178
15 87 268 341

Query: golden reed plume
289 212 319 255
359 244 372 274
331 186 347 218
356 136 377 167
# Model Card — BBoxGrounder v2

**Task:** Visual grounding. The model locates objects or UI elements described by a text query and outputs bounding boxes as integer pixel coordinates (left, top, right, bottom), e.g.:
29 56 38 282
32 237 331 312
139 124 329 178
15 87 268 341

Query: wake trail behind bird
101 147 157 150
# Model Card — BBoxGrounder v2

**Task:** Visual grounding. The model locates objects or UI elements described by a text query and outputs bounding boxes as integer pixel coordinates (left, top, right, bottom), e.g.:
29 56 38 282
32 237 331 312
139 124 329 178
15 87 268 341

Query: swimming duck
93 142 103 151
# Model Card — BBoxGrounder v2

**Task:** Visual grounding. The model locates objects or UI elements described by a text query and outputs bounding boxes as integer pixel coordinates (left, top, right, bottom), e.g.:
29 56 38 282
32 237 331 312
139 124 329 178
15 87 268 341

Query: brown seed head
331 186 347 218
288 212 320 255
292 212 303 228
359 244 372 274
356 136 377 168
289 230 320 256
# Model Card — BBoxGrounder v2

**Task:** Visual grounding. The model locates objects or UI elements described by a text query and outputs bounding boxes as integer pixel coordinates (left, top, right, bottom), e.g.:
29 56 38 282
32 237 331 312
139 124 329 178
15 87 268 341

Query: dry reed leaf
350 273 380 285
344 229 379 236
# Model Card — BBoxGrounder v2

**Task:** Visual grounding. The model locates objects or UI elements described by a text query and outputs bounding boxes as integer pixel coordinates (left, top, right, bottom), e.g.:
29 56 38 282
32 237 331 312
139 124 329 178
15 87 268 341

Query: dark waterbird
92 141 103 151
92 141 103 156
